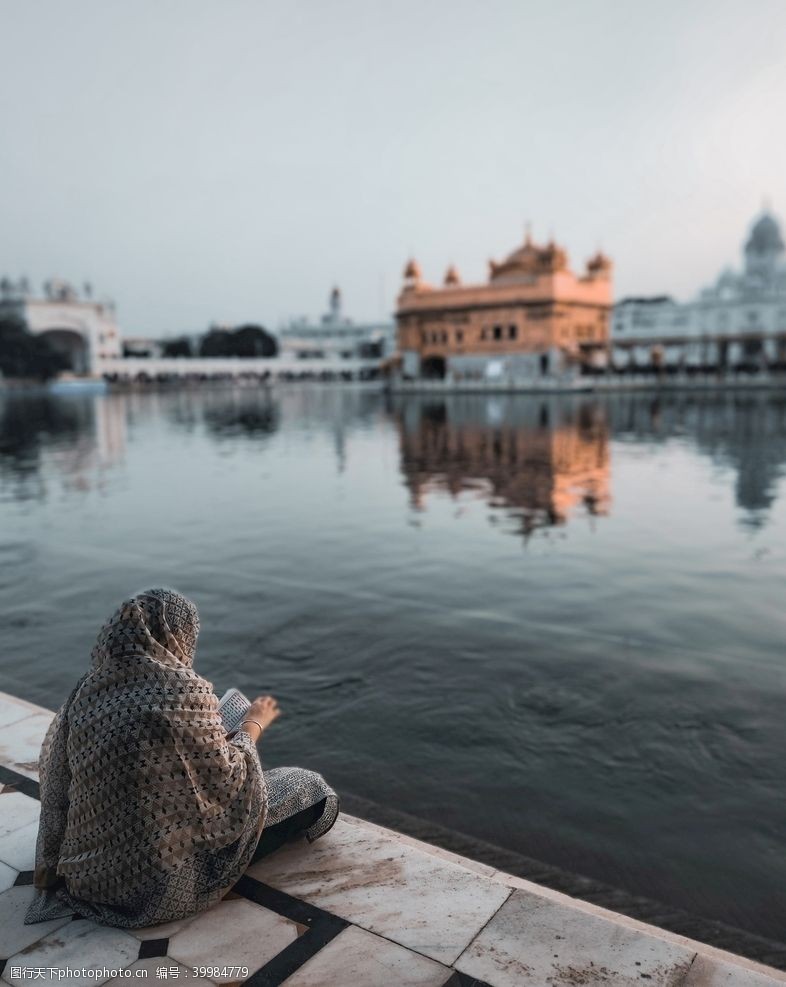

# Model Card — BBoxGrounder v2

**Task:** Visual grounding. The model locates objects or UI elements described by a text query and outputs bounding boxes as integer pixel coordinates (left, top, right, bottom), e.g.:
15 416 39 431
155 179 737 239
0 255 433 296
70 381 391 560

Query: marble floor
0 689 783 987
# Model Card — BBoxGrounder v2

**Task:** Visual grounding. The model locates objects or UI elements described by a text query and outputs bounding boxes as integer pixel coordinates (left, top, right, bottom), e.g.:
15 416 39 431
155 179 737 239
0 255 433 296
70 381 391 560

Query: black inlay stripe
2 764 348 986
233 873 335 929
233 874 351 986
0 765 40 800
13 870 35 886
444 972 494 987
243 913 347 987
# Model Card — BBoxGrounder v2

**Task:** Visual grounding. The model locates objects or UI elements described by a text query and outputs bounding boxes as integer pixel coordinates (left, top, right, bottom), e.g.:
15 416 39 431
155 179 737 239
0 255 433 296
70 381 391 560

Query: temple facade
610 211 786 372
395 231 613 383
0 277 122 375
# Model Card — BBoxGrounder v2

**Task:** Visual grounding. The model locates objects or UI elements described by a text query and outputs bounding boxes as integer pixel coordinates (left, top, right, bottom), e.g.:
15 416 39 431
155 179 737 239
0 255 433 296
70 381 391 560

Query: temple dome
587 251 612 275
500 233 538 271
490 232 567 281
746 212 784 255
444 264 461 286
404 258 422 280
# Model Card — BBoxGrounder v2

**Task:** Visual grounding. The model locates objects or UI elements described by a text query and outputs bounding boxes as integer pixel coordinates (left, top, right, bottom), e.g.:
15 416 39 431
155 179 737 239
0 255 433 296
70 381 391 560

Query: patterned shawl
24 589 267 928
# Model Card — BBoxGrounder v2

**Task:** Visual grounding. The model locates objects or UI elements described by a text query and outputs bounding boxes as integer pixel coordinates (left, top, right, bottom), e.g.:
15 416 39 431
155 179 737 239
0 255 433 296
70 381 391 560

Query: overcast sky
2 0 786 336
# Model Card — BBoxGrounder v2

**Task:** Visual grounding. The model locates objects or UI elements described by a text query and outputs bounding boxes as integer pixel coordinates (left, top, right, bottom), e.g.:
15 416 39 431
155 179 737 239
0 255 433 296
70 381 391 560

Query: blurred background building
278 286 395 363
610 211 786 372
0 277 122 375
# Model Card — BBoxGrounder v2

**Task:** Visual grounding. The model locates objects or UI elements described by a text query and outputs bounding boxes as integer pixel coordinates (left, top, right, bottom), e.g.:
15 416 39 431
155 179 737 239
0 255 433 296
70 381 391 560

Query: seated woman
24 588 339 929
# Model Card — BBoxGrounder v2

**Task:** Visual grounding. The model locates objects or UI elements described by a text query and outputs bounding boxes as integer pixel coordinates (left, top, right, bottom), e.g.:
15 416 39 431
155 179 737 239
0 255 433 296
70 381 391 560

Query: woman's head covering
90 588 200 669
25 588 266 929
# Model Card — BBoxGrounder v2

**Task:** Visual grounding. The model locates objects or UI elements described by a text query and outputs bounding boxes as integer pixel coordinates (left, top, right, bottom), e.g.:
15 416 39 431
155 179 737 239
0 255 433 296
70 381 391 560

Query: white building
0 277 122 375
278 287 395 366
610 211 786 371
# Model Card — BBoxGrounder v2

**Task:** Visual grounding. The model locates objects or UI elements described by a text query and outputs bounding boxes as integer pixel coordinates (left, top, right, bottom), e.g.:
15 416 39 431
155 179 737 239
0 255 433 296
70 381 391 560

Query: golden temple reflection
392 396 610 537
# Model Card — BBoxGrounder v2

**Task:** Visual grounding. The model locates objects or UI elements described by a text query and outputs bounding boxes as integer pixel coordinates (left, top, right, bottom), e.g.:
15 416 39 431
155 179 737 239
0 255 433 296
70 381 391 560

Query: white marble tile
282 925 453 987
684 954 786 986
247 816 511 965
0 701 34 732
0 860 16 893
0 821 38 871
128 914 201 941
167 898 300 981
0 885 71 962
341 814 498 878
103 958 213 987
0 692 54 720
4 918 139 987
0 792 40 839
455 888 697 987
487 866 786 984
0 714 52 779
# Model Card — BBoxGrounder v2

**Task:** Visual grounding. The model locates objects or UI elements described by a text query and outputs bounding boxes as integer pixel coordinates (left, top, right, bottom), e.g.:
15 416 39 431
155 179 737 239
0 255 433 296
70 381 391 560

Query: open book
217 687 252 735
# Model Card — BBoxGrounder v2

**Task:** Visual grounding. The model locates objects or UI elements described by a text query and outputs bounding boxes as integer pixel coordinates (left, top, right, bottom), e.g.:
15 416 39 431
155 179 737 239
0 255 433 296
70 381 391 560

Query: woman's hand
245 695 281 734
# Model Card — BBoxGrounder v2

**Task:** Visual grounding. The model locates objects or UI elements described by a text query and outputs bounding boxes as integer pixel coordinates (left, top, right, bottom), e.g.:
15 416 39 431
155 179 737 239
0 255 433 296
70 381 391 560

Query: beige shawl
24 588 266 928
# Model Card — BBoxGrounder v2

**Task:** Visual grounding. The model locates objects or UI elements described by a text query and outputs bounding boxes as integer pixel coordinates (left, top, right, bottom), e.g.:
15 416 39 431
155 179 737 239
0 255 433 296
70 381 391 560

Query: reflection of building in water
199 389 280 439
0 392 126 497
610 211 786 371
45 393 126 493
0 277 122 375
395 230 612 383
94 394 127 467
605 392 786 528
394 397 610 536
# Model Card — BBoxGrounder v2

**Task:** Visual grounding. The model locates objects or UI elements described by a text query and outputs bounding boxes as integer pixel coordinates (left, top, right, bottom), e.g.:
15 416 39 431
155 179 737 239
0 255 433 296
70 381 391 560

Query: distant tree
198 325 278 358
199 328 233 357
162 336 193 357
232 324 278 357
0 315 68 380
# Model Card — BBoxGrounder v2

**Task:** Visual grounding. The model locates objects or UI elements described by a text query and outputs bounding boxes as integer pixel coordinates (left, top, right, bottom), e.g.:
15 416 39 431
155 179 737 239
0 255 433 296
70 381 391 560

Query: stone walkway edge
340 791 786 970
0 688 783 987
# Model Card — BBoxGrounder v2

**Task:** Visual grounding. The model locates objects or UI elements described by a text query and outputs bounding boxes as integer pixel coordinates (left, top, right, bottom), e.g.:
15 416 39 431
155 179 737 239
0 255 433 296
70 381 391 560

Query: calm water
1 386 785 940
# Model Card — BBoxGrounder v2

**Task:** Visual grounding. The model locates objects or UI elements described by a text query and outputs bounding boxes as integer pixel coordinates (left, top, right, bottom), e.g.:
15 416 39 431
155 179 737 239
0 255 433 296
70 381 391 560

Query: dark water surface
1 386 785 940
